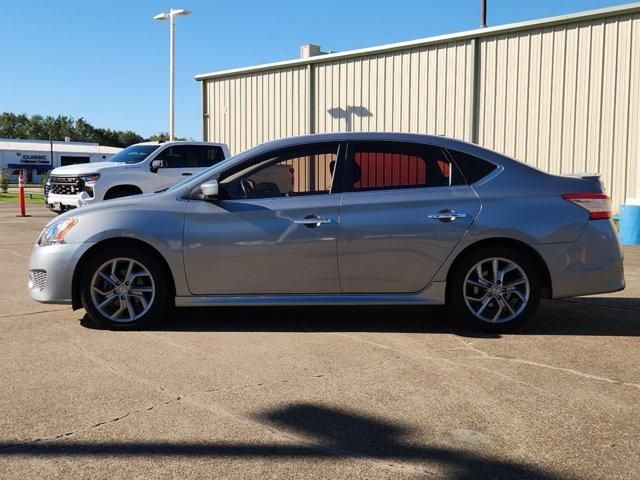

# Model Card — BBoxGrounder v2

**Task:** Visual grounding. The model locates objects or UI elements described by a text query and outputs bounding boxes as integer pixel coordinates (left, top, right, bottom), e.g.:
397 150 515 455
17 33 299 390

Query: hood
51 162 130 176
46 193 151 227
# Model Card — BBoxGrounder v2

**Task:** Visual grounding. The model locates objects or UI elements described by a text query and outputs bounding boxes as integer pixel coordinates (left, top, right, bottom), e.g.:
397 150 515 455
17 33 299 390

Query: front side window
108 145 159 164
220 144 340 200
344 142 461 192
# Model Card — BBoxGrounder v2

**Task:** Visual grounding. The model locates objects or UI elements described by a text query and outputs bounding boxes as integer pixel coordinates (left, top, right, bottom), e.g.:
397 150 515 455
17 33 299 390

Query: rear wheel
80 247 168 329
449 247 541 332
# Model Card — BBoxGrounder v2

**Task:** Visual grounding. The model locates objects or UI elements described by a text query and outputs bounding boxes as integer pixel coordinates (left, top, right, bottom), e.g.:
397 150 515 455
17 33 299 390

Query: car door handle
293 215 333 227
428 210 467 221
182 172 193 176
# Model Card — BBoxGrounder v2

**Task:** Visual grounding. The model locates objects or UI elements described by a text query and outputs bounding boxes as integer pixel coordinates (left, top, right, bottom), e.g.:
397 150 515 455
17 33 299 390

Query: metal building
0 139 121 184
196 3 640 211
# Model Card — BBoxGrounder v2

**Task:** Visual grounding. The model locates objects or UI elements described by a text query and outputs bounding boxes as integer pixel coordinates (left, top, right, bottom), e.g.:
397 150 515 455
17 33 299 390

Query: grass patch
0 192 45 204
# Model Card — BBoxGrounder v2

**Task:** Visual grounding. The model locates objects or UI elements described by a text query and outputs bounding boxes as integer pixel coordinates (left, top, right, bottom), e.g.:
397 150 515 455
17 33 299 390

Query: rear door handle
428 210 467 221
182 172 193 176
293 215 333 228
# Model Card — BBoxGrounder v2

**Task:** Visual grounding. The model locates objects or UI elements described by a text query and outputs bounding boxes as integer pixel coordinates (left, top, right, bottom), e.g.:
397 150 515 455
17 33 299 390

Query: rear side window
190 145 226 168
446 149 497 184
344 141 463 192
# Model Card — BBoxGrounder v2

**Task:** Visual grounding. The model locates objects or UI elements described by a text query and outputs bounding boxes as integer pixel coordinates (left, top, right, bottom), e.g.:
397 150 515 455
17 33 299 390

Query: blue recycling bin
619 204 640 245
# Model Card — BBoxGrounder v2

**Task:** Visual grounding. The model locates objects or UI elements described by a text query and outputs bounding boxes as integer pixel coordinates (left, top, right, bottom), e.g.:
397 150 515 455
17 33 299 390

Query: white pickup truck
44 141 230 213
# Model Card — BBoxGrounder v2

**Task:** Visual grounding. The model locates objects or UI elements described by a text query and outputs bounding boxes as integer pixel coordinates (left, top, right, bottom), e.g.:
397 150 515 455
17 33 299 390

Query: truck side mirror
200 180 219 200
150 159 167 173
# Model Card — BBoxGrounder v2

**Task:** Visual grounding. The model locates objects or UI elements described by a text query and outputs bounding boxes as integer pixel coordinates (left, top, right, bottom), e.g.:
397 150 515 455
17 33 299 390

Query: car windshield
108 145 159 164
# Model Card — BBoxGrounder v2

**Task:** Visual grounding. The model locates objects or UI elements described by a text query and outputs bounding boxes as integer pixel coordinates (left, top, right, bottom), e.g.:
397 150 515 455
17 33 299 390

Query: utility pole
481 0 487 28
154 9 192 141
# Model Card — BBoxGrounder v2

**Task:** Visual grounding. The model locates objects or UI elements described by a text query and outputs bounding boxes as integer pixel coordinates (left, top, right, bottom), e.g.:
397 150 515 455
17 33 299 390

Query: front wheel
80 247 169 329
448 247 541 332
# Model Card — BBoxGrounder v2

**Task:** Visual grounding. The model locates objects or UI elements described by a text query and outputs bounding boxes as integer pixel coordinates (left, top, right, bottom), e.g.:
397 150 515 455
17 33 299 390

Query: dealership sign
16 152 50 164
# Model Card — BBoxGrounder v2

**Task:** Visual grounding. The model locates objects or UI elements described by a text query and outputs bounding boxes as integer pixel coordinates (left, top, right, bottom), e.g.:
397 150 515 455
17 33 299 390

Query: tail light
562 193 612 220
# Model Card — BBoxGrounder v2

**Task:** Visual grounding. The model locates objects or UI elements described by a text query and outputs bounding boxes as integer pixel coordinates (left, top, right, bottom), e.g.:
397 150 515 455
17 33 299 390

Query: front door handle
293 215 333 228
428 209 467 221
182 172 193 176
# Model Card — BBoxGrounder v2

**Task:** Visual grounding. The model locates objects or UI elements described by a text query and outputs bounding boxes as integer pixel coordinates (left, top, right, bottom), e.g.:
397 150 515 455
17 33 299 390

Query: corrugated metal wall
201 6 640 210
477 12 640 211
314 40 474 139
204 65 310 154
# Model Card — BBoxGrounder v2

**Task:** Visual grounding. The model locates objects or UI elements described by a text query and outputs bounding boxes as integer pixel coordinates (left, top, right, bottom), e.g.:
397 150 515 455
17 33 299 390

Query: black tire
104 186 141 200
80 247 169 330
448 246 541 332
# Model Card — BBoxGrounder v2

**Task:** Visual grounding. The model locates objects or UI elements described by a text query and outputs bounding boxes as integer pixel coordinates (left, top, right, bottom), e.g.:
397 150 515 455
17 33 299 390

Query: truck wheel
80 247 169 329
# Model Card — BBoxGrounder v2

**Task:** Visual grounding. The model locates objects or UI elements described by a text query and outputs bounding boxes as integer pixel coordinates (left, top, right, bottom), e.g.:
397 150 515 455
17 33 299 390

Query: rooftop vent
300 44 326 58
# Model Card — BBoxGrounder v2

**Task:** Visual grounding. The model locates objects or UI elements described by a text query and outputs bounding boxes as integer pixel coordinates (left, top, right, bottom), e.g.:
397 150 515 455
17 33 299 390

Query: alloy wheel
90 258 156 323
462 257 530 323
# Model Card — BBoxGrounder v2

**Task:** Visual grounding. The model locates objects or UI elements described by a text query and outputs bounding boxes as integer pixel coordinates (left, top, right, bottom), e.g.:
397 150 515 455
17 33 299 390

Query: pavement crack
0 247 28 258
456 339 640 391
0 395 184 453
0 306 69 319
333 333 562 399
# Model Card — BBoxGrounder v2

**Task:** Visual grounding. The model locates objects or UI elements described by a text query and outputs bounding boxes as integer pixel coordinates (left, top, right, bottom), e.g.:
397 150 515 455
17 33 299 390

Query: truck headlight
79 174 100 182
38 218 78 246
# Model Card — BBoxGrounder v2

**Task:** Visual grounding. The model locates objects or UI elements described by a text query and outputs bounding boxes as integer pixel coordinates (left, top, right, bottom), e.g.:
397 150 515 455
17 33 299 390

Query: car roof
135 141 228 147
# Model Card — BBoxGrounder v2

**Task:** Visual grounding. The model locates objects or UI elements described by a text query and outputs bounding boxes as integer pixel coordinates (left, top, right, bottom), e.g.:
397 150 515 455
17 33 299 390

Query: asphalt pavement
1 202 639 479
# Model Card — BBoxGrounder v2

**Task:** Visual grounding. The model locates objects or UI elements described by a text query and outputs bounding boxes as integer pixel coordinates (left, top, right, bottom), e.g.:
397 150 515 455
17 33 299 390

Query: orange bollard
17 171 28 217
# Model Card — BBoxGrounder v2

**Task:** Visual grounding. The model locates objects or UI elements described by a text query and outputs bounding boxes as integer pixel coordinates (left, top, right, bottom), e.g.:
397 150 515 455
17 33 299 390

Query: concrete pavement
0 203 638 479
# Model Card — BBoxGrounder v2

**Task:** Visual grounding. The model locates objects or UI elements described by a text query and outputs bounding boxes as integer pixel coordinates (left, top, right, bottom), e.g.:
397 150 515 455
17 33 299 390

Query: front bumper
45 192 96 209
28 242 95 304
536 220 625 299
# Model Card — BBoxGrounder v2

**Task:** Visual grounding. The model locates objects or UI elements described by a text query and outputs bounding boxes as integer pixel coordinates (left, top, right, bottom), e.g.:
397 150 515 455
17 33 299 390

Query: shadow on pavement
80 296 640 337
0 403 560 479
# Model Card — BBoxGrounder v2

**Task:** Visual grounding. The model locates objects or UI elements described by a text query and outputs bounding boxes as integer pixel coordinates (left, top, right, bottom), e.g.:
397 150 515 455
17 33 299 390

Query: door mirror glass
151 159 167 172
201 180 219 199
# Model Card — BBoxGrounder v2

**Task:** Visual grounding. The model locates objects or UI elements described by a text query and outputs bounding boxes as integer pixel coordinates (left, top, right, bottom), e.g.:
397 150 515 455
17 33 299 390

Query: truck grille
49 176 84 195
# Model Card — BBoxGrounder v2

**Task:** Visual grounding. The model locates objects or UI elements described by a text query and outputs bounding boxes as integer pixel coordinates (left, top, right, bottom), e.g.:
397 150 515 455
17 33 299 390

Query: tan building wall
198 3 640 210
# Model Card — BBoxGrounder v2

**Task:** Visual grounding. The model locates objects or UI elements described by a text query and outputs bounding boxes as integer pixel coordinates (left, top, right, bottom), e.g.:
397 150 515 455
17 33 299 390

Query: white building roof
0 138 121 154
195 2 640 81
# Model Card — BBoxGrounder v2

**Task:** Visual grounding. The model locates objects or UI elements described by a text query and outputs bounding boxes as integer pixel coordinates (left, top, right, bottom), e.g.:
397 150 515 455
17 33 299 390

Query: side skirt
175 282 446 307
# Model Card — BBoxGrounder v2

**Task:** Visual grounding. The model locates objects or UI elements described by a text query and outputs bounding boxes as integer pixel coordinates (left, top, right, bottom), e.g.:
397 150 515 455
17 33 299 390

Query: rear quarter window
446 149 497 184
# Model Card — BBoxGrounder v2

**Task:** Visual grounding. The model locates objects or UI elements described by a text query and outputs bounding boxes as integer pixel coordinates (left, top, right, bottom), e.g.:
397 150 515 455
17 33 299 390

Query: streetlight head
153 12 169 21
171 9 192 16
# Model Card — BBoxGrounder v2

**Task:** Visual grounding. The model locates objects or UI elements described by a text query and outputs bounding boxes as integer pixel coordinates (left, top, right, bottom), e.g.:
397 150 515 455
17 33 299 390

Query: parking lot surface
1 202 639 479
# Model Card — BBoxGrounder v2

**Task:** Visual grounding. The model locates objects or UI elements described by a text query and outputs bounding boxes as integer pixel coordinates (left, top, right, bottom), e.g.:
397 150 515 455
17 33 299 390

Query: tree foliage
0 112 173 148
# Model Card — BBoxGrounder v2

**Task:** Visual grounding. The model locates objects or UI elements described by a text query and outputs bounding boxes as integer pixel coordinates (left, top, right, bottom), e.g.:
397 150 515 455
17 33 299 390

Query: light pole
154 8 191 141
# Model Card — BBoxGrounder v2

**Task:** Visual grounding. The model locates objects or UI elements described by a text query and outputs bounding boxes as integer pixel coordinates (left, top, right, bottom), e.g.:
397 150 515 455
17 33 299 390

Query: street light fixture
154 8 192 141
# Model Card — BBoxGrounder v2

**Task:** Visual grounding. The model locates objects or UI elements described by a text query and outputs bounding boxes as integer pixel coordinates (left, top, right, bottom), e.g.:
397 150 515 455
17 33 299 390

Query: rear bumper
28 242 95 304
536 220 625 299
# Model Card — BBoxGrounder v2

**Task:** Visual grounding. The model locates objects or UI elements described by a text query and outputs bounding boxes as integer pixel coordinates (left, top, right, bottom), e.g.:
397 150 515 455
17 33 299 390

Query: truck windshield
108 145 159 164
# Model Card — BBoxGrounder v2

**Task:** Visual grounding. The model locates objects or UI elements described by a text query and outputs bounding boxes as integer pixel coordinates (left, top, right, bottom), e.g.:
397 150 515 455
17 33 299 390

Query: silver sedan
27 133 625 331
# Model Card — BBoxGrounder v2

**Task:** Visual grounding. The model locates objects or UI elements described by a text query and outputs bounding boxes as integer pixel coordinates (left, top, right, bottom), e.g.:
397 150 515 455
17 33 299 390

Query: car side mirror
201 180 219 200
150 159 167 173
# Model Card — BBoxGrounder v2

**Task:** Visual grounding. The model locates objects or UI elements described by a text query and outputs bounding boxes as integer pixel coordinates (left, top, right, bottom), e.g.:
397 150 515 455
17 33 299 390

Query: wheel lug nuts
497 295 502 299
128 291 132 294
125 282 129 286
502 288 506 292
487 293 492 297
120 295 125 300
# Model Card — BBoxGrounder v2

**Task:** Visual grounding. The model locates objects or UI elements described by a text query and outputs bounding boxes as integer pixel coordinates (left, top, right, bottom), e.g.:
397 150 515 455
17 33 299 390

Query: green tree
0 112 150 148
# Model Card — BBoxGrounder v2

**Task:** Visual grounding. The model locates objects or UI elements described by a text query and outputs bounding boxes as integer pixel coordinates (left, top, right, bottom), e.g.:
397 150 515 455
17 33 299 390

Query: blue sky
0 0 630 140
